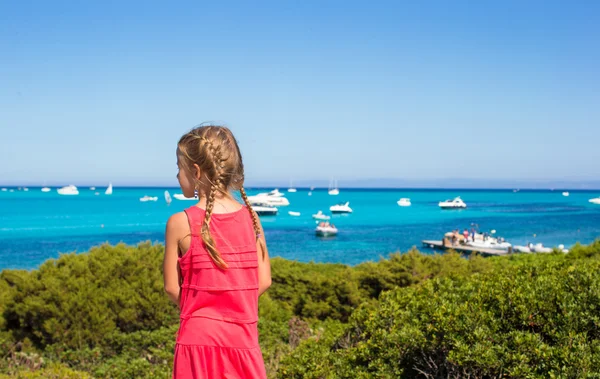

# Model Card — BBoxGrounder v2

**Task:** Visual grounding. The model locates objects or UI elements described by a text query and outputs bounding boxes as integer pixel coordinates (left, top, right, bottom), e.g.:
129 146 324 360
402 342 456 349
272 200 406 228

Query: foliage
0 239 599 378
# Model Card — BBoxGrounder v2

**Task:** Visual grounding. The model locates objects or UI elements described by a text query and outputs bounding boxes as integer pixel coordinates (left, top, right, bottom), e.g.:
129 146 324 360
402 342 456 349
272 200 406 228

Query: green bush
1 239 599 378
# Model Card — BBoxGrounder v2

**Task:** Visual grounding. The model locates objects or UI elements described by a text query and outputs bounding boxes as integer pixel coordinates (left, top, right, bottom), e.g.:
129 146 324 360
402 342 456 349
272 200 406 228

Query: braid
240 187 267 260
199 136 228 269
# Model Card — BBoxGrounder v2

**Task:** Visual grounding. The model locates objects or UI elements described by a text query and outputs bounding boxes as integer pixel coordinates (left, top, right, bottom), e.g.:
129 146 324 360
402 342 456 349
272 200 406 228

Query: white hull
562 192 569 197
589 198 600 205
41 187 51 192
397 198 411 207
140 196 158 202
312 211 330 220
253 205 278 216
174 193 196 201
316 226 338 236
248 195 289 207
105 183 113 195
288 211 301 216
467 240 512 251
57 185 79 196
439 197 467 209
330 202 352 213
328 189 339 196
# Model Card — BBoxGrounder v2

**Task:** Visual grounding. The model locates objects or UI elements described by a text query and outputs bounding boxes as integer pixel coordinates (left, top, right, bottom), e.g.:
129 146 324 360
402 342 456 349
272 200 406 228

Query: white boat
439 197 467 209
140 195 158 202
247 194 290 207
57 185 79 195
1 188 6 192
513 245 532 253
467 239 512 252
288 180 297 193
256 189 284 198
316 224 338 237
328 179 339 195
562 192 569 197
9 189 14 192
252 203 278 216
308 191 312 196
330 202 352 214
105 183 113 195
174 193 196 201
589 197 600 205
41 187 51 192
23 187 29 192
90 187 96 191
397 198 411 207
288 211 301 217
312 210 330 220
164 190 172 205
531 243 553 253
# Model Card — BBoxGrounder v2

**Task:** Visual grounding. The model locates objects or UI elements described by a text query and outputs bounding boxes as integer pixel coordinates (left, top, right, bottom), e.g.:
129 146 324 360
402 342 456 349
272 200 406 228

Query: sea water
1 187 599 270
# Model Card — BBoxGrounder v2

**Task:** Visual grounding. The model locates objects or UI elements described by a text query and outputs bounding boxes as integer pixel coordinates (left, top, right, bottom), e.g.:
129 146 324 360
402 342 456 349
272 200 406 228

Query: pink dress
173 205 267 379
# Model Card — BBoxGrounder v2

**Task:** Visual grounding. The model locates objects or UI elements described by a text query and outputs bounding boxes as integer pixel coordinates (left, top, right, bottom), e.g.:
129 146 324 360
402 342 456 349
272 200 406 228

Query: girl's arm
254 216 272 297
163 212 187 306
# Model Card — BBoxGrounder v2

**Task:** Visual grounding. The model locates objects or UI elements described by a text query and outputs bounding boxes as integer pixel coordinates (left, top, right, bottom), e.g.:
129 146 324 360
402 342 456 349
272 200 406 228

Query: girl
163 125 271 378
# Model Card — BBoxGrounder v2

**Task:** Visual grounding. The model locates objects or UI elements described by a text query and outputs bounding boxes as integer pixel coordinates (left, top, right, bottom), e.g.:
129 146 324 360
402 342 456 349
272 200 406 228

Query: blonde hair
177 125 266 269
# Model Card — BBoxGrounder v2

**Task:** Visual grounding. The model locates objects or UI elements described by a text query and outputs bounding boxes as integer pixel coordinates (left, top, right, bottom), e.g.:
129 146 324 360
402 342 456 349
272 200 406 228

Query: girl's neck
195 192 241 214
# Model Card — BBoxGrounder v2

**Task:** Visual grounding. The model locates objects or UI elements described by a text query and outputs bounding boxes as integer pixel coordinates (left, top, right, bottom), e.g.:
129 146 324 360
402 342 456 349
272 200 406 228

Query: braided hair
177 125 266 269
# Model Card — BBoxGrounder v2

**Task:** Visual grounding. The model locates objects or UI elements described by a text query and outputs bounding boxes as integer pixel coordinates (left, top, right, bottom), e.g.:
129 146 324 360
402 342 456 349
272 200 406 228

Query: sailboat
287 179 297 193
328 178 339 195
105 183 113 195
164 190 172 205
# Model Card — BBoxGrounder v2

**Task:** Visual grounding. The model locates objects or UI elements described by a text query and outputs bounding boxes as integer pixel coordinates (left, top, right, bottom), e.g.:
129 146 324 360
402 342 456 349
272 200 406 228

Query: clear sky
1 0 599 187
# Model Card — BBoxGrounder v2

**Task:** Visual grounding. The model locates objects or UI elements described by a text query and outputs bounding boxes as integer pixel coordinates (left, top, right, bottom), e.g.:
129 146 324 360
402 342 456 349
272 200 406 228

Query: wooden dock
422 240 511 257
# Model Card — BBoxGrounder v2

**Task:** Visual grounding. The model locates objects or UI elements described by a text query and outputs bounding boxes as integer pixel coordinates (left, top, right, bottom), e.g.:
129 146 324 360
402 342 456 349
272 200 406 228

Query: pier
422 240 511 257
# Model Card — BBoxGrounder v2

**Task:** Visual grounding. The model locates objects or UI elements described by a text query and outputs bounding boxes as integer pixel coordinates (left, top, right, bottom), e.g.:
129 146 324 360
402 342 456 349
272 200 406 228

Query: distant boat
105 183 113 195
57 185 79 195
397 198 411 207
439 197 467 209
41 187 51 192
23 187 29 192
562 192 569 197
287 180 297 193
164 190 172 205
330 202 352 214
312 210 330 220
174 193 196 201
90 187 96 190
1 188 6 192
308 191 312 196
140 195 158 202
288 211 301 217
589 197 600 205
328 179 339 195
316 224 338 237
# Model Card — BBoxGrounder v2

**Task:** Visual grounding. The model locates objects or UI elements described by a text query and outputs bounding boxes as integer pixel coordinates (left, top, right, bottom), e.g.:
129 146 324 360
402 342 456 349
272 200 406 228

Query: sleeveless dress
173 205 267 379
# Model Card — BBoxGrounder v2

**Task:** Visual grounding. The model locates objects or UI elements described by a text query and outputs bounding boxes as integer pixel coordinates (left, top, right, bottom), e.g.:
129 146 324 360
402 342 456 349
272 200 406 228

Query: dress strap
184 206 204 236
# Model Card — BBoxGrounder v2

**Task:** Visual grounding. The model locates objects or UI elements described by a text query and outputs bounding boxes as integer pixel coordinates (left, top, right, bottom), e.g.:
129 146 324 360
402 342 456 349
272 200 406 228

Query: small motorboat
312 210 330 220
90 187 96 190
562 192 569 197
174 193 196 201
140 195 158 202
397 198 411 207
531 243 553 253
41 187 51 192
439 197 467 209
288 211 301 217
589 197 600 205
467 240 512 252
316 223 338 237
330 202 353 214
57 185 79 195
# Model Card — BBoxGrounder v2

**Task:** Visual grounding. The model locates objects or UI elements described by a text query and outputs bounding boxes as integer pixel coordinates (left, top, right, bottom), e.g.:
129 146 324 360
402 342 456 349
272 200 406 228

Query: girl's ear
193 163 202 180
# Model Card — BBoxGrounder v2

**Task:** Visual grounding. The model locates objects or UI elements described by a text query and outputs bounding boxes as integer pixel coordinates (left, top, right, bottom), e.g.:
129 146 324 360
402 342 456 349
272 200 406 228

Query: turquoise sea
1 187 599 270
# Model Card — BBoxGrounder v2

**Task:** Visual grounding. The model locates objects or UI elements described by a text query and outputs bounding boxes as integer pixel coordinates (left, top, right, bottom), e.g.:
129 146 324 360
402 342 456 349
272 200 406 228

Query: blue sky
1 0 599 187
